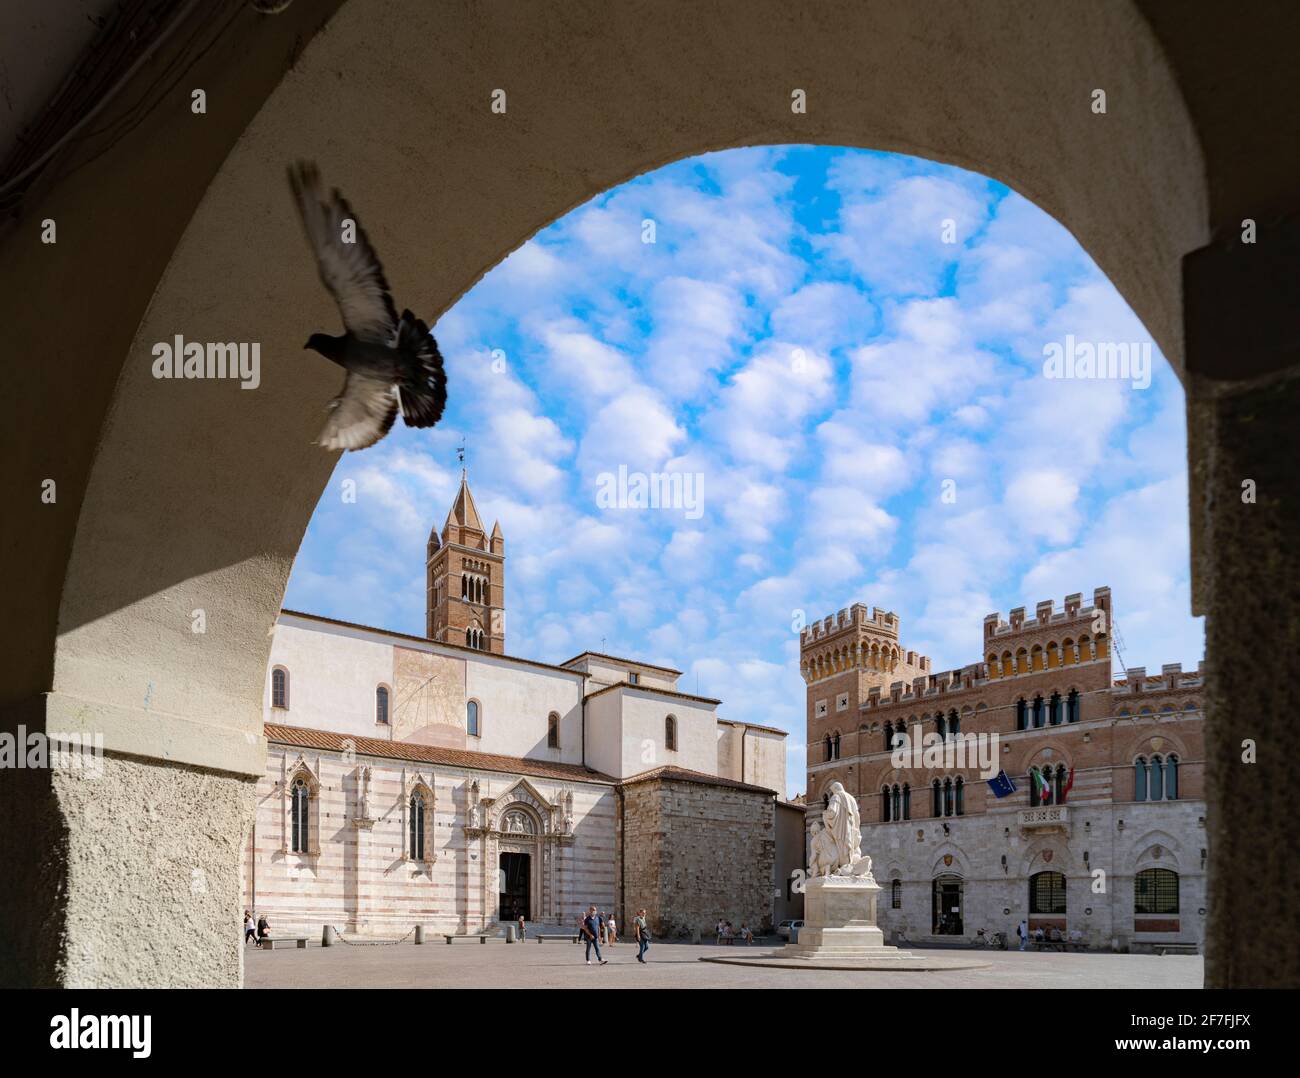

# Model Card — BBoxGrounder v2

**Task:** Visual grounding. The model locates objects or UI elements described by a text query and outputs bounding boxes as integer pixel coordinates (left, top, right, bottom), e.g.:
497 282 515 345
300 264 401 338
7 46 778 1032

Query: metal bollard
415 924 425 945
322 925 332 947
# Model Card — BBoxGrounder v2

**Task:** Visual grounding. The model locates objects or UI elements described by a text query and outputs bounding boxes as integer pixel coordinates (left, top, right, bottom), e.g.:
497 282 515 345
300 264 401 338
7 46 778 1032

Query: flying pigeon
288 161 447 451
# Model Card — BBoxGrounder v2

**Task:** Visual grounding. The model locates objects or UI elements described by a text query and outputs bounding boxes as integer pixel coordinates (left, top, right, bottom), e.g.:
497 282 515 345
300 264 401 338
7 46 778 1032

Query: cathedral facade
803 587 1207 952
244 474 794 938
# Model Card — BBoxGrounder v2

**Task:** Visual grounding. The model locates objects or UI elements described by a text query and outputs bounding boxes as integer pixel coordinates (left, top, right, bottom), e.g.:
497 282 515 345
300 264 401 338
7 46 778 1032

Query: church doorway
932 875 964 935
499 852 531 922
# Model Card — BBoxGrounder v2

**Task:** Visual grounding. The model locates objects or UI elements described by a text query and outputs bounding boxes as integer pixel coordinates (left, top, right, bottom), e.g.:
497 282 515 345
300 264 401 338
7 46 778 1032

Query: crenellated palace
803 587 1206 952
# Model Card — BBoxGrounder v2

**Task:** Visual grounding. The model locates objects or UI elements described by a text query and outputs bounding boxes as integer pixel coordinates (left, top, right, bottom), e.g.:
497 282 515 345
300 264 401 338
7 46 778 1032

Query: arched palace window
1134 868 1179 914
467 699 481 737
1134 754 1179 801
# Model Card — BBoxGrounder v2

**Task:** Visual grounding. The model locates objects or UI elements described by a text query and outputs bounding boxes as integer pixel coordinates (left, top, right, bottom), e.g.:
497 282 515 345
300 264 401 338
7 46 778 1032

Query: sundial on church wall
392 646 467 741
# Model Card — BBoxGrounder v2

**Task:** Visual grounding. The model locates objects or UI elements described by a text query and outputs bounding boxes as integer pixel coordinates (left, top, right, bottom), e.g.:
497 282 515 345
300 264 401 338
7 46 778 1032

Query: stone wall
619 776 775 937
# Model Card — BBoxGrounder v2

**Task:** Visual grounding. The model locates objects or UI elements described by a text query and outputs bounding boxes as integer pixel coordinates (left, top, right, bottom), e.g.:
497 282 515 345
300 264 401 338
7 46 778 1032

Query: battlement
1114 660 1206 695
984 586 1112 640
801 602 901 646
858 663 982 709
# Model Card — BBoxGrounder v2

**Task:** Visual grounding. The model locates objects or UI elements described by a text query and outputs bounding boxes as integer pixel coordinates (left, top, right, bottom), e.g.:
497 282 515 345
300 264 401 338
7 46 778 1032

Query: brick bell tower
426 470 505 653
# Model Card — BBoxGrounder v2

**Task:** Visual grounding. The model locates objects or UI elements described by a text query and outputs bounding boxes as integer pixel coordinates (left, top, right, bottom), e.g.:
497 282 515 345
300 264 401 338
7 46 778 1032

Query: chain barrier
328 925 417 946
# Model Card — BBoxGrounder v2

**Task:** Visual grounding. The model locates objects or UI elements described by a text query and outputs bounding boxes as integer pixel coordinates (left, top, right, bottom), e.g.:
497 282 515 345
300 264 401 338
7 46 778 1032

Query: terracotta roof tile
619 764 777 795
264 723 617 784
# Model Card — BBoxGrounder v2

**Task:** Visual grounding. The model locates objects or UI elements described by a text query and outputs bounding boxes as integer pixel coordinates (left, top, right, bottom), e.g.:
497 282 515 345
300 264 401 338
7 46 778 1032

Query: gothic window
832 732 841 759
1134 756 1148 801
955 777 965 816
881 786 891 823
1054 764 1067 802
375 685 389 725
902 783 911 821
891 784 901 821
949 709 960 738
547 712 560 748
883 721 894 752
290 778 310 853
1029 871 1067 914
271 667 289 710
943 778 954 817
932 779 942 817
1149 754 1164 801
1165 754 1179 800
1066 688 1080 723
665 714 678 751
1032 694 1045 728
1134 868 1179 914
467 699 481 738
1029 766 1049 808
409 793 427 860
1049 691 1062 725
1016 698 1027 731
891 879 902 909
935 712 946 739
824 734 833 761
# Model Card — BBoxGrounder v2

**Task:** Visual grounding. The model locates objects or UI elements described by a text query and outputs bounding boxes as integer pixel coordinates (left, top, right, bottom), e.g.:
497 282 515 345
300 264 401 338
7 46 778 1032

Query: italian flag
1060 768 1076 803
1033 769 1052 803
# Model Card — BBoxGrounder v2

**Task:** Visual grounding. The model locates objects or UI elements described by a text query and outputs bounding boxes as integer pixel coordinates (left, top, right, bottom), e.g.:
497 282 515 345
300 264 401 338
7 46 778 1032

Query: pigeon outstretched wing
288 161 398 344
319 372 400 451
395 310 448 428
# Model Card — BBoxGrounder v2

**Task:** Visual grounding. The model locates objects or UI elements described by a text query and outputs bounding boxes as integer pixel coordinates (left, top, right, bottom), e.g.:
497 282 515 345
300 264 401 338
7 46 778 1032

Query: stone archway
1 0 1295 987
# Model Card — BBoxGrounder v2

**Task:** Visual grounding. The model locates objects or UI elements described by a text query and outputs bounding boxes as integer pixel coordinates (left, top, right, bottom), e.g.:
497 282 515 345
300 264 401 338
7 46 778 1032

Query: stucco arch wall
2 0 1226 987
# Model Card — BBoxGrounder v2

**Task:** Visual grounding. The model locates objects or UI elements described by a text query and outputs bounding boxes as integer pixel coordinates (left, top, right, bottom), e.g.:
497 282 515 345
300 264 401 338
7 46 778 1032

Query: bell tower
426 470 505 653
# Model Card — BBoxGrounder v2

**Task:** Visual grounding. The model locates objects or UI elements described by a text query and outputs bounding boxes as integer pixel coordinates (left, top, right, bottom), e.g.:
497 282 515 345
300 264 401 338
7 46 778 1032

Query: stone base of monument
786 875 913 960
699 874 990 972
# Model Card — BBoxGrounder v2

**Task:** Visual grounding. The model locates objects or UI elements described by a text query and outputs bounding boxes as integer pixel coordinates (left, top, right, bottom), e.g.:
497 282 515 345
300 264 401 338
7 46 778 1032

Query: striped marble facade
244 728 617 937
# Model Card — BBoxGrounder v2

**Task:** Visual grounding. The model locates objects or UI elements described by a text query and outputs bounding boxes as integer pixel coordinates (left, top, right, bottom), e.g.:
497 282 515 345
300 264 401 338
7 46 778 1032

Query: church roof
561 650 683 675
444 469 485 533
584 680 720 706
619 764 778 796
265 723 617 785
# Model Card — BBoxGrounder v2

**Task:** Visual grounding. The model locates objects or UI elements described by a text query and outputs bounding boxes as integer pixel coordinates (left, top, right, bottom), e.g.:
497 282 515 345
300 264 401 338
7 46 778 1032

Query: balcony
1018 806 1070 830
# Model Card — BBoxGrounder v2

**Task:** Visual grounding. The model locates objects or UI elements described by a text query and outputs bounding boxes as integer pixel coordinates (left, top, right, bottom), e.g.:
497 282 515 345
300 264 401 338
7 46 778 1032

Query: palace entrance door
932 874 964 935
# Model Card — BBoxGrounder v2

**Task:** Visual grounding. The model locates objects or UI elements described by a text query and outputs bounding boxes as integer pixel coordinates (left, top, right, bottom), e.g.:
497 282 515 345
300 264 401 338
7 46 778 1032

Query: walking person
243 910 257 946
582 905 607 965
634 908 651 964
518 913 526 942
607 912 617 945
1017 919 1028 951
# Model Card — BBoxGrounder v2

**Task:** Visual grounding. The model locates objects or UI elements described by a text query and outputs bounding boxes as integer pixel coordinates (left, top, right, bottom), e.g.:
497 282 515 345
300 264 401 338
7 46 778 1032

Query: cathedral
244 473 799 938
803 588 1207 952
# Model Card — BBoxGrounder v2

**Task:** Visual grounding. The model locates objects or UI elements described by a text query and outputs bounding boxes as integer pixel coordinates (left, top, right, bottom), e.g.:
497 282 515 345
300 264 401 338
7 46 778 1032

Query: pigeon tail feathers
395 310 447 429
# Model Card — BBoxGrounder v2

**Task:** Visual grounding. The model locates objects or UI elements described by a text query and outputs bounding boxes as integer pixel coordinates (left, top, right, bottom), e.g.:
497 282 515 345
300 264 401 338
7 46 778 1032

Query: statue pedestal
789 875 911 960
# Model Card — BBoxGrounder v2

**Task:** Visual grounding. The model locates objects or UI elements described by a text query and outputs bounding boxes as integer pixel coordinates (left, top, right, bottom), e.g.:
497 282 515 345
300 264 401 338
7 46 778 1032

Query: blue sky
285 145 1204 797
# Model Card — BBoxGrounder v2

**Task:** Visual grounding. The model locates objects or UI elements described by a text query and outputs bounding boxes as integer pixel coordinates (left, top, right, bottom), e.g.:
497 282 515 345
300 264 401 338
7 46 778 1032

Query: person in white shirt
243 911 257 946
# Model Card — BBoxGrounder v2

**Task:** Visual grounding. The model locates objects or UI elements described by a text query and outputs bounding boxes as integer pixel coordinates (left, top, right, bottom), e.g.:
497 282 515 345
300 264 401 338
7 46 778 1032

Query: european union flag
987 770 1017 799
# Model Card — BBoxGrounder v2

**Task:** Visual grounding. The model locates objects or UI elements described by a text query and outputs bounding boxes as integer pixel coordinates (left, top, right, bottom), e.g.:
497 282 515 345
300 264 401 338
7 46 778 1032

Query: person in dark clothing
634 908 651 964
582 905 607 965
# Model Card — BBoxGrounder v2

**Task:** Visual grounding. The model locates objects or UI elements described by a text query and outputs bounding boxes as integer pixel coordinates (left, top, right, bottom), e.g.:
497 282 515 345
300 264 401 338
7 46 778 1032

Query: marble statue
819 782 875 880
808 820 837 878
357 766 372 820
